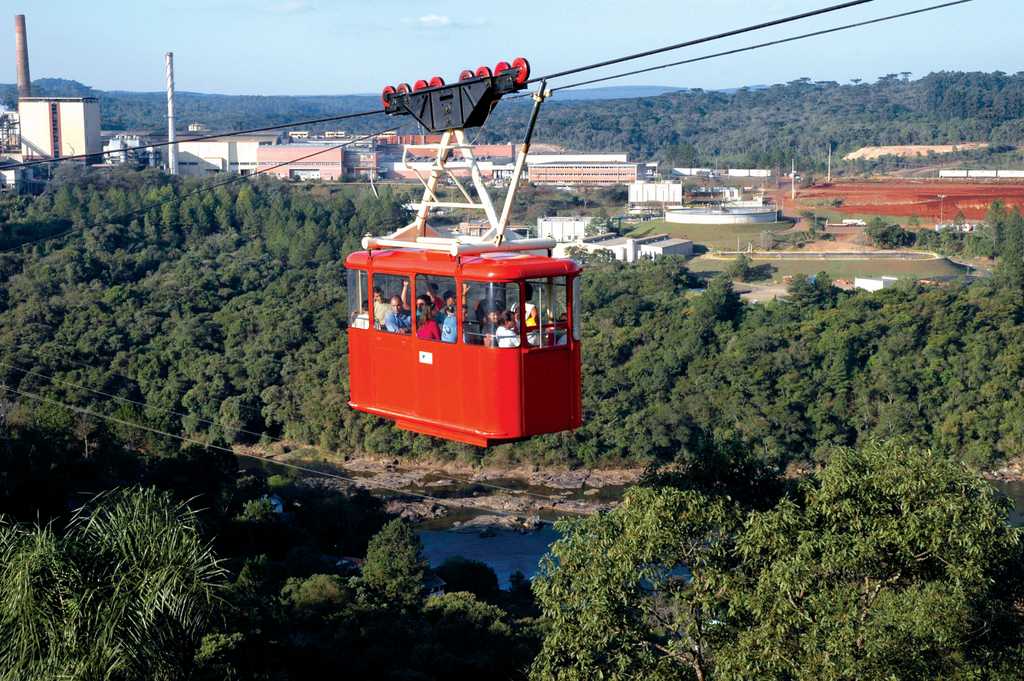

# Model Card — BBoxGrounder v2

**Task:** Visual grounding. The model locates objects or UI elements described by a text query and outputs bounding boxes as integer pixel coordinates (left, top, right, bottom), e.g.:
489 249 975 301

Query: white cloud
417 14 451 28
403 14 487 29
269 0 314 13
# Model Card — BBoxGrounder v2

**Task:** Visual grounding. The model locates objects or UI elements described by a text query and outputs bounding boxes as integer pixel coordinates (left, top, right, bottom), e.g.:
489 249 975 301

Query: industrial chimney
14 14 31 98
165 52 178 175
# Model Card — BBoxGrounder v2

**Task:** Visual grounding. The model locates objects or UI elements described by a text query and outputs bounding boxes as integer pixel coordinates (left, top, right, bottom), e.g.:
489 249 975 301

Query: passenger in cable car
495 311 521 348
424 282 445 312
384 295 411 334
415 295 441 341
482 306 502 347
514 283 539 346
440 291 457 343
372 287 389 329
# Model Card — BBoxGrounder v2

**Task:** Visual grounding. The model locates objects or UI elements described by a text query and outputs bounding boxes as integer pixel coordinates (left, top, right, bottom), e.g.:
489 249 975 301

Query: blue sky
3 0 1021 95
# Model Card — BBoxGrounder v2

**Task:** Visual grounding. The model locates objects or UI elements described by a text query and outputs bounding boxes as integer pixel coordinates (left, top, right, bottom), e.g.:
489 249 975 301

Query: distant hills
3 72 1023 171
553 85 685 100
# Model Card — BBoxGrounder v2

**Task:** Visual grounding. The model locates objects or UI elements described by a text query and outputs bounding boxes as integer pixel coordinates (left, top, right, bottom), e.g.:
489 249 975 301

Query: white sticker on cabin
418 351 433 365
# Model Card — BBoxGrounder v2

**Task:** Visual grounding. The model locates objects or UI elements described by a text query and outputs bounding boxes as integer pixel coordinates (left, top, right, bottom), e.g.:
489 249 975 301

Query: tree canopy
532 440 1024 681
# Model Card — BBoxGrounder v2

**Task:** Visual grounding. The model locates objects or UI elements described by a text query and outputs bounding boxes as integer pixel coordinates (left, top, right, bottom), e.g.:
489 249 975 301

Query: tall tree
358 519 428 612
531 440 1024 681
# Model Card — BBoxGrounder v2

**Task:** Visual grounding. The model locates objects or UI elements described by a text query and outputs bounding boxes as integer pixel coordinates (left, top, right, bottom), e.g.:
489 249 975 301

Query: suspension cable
0 383 560 524
526 0 878 84
0 357 568 503
1 126 394 254
550 0 974 94
2 108 387 171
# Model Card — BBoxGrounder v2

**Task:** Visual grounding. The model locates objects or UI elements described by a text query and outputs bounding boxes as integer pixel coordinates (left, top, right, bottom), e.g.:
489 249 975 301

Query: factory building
628 181 683 207
0 164 24 193
537 216 593 242
556 232 693 262
177 138 262 177
256 144 345 181
528 153 638 186
103 134 160 166
18 97 101 163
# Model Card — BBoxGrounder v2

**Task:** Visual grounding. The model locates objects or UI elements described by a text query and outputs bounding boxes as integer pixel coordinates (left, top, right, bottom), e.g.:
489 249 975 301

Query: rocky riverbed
243 447 642 527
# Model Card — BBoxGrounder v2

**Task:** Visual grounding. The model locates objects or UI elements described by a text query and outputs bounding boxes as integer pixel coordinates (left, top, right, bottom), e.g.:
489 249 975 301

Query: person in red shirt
426 282 445 312
415 295 441 340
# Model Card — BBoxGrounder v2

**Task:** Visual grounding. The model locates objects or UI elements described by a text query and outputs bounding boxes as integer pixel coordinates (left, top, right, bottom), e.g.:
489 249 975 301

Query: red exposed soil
792 180 1024 221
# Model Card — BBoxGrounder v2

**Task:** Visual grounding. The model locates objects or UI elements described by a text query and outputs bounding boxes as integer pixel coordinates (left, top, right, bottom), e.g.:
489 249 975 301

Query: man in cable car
384 295 411 334
440 291 457 343
495 311 520 348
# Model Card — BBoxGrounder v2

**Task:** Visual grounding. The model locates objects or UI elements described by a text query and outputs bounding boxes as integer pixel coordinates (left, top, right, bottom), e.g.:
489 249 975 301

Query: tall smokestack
14 15 31 99
165 52 178 175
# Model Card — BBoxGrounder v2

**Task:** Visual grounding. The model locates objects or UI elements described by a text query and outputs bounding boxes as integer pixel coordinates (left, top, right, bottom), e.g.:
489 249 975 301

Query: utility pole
791 159 796 201
938 194 946 225
166 52 178 176
827 143 832 184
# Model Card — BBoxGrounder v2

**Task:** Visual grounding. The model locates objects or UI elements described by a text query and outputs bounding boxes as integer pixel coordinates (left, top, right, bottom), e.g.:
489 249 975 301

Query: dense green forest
1 409 1021 678
5 71 1024 169
0 414 541 679
2 169 1024 471
2 167 1024 679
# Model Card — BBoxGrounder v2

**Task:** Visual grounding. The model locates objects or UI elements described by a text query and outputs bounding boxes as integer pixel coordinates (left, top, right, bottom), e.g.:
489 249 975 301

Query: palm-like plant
0 487 226 680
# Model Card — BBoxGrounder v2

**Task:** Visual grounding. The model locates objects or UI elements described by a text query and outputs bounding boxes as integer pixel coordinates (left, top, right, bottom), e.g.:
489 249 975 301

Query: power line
2 108 388 171
0 357 568 503
1 126 394 254
550 0 974 93
0 383 559 524
526 0 878 84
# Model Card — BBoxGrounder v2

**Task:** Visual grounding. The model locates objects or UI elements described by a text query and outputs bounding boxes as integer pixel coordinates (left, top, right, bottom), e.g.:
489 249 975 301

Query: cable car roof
345 249 581 280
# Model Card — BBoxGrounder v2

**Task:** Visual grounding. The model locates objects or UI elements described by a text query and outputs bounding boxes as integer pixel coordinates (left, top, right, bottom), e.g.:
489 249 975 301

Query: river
419 480 1024 588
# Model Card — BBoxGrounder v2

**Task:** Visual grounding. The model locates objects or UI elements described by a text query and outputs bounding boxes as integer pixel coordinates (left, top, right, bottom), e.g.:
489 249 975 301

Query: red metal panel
344 254 582 446
522 346 576 435
347 327 373 407
345 250 581 281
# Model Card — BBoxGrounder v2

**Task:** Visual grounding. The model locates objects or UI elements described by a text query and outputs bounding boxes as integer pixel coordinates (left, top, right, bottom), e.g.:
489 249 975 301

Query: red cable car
355 57 580 446
345 249 582 446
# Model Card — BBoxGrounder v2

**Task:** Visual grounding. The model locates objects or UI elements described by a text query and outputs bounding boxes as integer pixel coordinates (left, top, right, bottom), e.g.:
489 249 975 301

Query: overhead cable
526 0 878 84
0 356 567 503
2 108 387 171
0 383 558 524
1 126 393 254
550 0 975 93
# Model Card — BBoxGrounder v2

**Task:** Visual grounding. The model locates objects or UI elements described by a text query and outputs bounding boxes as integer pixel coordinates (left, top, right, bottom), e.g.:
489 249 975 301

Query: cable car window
525 277 569 347
373 273 411 335
463 281 520 348
347 269 370 330
572 276 581 341
415 275 456 343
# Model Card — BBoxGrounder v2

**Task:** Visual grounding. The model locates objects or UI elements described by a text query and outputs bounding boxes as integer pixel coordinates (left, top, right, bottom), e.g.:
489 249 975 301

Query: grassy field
626 220 792 251
686 255 968 282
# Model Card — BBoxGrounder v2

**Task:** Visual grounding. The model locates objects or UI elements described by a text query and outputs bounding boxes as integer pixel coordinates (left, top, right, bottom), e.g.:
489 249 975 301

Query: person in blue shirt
440 290 457 343
384 295 411 334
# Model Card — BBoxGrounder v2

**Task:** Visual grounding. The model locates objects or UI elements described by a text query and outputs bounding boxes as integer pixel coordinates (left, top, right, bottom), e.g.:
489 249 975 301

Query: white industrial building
939 169 1024 179
537 216 593 242
526 153 628 165
176 136 266 177
666 205 779 225
18 96 102 162
0 165 24 193
556 233 693 263
672 167 771 178
628 181 683 206
854 276 899 292
103 134 160 166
